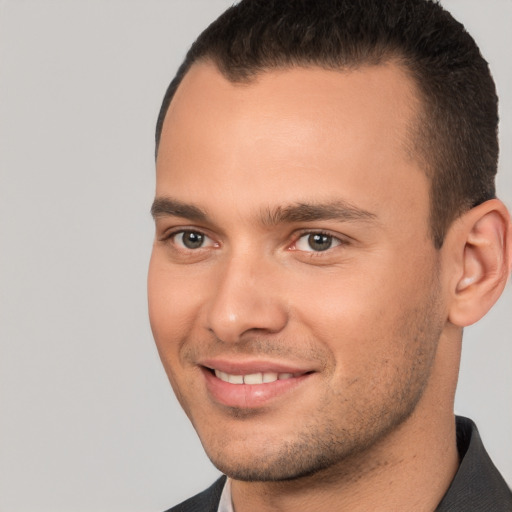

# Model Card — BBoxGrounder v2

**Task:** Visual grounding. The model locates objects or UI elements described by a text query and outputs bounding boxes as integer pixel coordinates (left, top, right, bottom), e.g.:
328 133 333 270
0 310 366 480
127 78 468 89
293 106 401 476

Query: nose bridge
205 249 288 343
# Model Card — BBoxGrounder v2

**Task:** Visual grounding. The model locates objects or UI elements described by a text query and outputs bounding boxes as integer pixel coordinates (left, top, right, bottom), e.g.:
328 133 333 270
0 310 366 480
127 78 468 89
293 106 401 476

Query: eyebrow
151 197 208 221
150 196 377 225
261 201 377 225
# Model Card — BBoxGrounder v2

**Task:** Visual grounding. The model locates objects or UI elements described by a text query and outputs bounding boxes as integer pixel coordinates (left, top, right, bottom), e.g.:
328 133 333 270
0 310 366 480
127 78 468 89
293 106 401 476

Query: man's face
148 62 447 480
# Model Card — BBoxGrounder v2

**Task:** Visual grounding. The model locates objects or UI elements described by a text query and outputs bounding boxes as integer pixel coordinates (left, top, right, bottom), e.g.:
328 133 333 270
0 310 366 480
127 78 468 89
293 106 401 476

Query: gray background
0 1 510 511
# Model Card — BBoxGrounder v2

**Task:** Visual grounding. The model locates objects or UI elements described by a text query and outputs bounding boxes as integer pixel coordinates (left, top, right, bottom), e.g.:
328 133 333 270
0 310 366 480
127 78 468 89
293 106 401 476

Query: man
148 0 512 510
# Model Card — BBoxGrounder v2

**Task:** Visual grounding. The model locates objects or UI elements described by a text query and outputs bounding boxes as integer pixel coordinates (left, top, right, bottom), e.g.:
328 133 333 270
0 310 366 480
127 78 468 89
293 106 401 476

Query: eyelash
290 230 346 254
161 227 348 255
161 229 218 251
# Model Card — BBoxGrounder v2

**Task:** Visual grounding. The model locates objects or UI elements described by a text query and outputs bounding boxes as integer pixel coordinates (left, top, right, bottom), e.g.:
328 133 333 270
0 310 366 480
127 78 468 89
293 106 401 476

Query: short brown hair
155 0 499 248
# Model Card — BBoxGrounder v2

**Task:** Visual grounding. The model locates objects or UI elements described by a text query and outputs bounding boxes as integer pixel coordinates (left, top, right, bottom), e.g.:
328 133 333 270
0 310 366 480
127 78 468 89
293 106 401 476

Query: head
155 0 500 249
148 0 511 483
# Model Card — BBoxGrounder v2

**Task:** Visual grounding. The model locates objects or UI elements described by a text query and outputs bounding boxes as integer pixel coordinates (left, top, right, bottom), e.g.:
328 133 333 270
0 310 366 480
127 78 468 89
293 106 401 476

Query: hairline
156 54 455 249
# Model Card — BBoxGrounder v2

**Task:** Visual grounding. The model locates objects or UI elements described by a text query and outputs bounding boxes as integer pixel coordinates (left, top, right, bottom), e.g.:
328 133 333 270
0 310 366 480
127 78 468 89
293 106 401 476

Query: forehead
156 61 428 229
160 60 420 154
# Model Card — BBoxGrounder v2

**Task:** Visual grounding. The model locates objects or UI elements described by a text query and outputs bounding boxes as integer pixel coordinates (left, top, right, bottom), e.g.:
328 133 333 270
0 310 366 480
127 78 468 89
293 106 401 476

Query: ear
447 199 512 327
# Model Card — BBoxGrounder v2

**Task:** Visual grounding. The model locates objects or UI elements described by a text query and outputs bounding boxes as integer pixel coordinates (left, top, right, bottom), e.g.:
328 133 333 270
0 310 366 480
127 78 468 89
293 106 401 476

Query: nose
205 254 288 343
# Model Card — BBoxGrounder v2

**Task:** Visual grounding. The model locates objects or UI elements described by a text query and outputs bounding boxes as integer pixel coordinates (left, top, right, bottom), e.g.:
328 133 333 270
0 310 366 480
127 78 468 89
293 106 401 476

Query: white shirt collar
217 477 234 512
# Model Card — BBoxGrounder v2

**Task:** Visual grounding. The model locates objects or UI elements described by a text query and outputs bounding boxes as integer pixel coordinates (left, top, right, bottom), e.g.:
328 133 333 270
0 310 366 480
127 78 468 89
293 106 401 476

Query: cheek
147 255 204 411
290 253 438 368
148 253 205 341
147 255 196 376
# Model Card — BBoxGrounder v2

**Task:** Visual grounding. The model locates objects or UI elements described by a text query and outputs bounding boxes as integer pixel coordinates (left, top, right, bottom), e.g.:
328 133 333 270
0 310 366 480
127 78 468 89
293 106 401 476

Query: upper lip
199 358 315 375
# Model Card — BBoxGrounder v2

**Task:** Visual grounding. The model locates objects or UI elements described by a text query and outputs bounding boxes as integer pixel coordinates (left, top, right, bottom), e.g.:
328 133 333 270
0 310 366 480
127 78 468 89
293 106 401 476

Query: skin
148 62 510 511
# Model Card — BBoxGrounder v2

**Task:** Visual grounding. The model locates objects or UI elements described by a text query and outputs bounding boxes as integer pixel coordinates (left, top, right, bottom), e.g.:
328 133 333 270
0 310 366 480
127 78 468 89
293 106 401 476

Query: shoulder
436 416 512 511
163 475 227 512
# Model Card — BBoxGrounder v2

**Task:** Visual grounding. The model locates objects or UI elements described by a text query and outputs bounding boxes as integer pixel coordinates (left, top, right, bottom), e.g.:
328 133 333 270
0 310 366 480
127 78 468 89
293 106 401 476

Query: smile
201 364 314 408
214 370 298 385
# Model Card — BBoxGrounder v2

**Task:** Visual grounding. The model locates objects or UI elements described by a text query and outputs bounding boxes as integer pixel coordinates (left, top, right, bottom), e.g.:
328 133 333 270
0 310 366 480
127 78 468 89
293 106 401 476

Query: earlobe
448 199 512 327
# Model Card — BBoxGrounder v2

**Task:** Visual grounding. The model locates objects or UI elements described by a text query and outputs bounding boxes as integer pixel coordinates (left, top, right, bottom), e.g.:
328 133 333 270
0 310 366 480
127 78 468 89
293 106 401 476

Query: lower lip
202 368 312 408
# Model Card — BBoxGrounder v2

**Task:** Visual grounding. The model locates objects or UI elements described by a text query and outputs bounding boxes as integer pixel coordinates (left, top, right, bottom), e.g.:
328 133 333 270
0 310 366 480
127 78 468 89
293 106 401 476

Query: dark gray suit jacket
166 417 512 511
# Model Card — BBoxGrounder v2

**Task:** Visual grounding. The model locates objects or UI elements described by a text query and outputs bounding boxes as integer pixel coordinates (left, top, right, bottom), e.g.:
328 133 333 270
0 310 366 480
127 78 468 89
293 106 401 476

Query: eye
172 230 216 250
294 232 342 252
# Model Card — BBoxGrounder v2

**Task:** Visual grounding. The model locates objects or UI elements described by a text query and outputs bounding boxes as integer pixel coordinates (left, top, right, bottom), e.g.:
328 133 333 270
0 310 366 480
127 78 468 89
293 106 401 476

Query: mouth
200 361 315 408
211 369 302 385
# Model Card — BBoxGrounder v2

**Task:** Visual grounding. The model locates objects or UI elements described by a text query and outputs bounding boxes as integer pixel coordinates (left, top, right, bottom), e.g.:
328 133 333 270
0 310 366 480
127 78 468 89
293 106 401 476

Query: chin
201 424 381 483
207 451 333 482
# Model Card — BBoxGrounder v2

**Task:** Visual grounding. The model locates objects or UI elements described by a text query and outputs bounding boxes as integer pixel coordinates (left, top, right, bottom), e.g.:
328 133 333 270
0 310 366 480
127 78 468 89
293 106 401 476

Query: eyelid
159 226 219 249
159 223 207 240
178 231 216 250
289 230 347 252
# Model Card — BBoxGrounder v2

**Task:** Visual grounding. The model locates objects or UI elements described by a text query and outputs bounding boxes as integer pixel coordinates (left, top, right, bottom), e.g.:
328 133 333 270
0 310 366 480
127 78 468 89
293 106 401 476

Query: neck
231 413 458 512
231 328 461 512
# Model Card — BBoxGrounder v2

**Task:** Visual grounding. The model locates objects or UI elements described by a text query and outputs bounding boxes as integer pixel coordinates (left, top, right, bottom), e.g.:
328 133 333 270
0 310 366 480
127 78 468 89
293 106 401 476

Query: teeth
216 370 229 382
214 370 298 385
243 373 264 385
263 372 278 383
228 374 244 384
